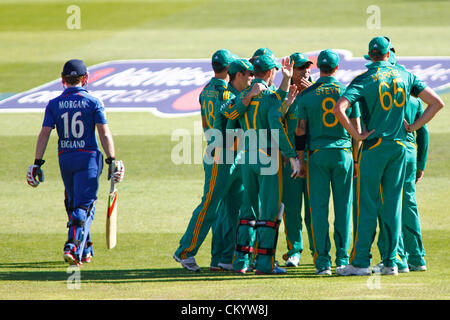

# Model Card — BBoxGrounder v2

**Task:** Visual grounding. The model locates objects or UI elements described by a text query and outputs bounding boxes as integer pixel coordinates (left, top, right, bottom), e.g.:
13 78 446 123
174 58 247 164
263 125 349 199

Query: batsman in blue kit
27 59 125 266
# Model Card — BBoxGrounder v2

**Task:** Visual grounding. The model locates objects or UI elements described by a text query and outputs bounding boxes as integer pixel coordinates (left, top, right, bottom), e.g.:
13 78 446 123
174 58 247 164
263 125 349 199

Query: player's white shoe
371 262 384 273
398 266 409 273
336 264 370 276
408 264 427 272
234 267 248 274
316 267 332 275
81 253 92 263
173 254 200 272
372 261 408 273
218 263 233 271
335 265 346 275
382 266 398 276
64 251 82 266
285 255 300 267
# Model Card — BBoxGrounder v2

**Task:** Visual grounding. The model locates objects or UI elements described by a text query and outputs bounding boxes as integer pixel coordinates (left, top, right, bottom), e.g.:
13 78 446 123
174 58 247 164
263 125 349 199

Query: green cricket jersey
343 61 426 141
236 78 296 158
223 81 286 122
296 76 360 150
200 77 229 142
281 100 297 152
212 83 241 163
213 82 239 133
405 96 429 171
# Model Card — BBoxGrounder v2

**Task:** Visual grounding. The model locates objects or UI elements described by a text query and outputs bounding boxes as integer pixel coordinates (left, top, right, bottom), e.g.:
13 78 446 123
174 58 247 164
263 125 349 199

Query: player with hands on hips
27 59 124 266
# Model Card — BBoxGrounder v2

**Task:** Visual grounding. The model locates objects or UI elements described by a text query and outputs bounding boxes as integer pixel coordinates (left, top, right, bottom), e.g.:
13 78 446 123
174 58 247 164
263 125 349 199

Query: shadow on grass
0 262 337 283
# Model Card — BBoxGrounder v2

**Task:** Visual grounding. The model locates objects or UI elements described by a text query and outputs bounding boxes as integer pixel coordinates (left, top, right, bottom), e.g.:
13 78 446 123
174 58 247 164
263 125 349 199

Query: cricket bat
106 161 118 249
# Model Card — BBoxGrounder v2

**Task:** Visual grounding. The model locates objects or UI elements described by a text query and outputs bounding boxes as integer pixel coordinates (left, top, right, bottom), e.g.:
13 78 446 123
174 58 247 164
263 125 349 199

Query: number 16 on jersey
106 160 118 249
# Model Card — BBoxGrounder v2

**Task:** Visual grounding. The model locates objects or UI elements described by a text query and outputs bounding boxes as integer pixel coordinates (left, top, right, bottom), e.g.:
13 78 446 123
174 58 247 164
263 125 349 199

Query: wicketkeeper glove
27 159 45 188
106 157 125 183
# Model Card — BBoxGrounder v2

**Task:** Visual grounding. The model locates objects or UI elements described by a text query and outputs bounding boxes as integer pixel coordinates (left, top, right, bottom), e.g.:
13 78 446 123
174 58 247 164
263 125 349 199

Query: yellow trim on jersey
258 148 270 157
268 90 281 101
368 137 382 150
306 151 318 263
380 184 384 205
350 141 364 263
244 112 250 130
252 101 260 129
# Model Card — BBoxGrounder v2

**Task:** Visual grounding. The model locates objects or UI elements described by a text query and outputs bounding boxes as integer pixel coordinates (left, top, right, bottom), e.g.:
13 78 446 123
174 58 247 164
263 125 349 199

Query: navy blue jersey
42 87 107 154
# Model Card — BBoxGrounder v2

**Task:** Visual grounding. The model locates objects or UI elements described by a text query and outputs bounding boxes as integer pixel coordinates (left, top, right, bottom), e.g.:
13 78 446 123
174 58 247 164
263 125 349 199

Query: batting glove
106 158 125 183
27 159 45 187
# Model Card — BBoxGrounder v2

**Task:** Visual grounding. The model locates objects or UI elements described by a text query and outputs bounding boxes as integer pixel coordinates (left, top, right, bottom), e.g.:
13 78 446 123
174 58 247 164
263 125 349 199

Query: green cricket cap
252 53 281 72
251 48 274 60
211 49 237 67
364 41 397 64
228 59 254 75
368 36 390 55
317 49 340 69
290 52 313 68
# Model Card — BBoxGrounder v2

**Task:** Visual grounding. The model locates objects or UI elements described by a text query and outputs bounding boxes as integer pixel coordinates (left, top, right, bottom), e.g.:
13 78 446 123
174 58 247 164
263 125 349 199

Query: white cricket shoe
218 263 233 271
64 251 82 266
371 262 384 273
316 267 332 275
173 254 200 272
81 253 92 263
336 264 370 276
409 264 427 272
398 266 410 273
285 255 300 267
382 266 398 276
335 265 346 275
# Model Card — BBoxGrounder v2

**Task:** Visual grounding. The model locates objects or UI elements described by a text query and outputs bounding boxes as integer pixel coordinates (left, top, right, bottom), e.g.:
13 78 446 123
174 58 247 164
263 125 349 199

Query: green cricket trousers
351 138 407 268
210 162 243 267
377 141 426 267
175 147 235 260
233 150 283 273
307 148 353 271
281 160 312 261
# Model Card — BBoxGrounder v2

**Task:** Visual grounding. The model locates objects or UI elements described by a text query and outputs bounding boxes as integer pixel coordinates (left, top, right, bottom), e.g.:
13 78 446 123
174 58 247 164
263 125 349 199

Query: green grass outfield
0 0 449 300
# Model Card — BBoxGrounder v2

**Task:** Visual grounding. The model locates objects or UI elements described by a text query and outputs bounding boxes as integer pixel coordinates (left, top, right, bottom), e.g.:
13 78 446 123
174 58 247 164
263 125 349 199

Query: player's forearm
408 101 443 131
351 117 362 161
334 98 360 140
295 119 306 136
97 124 116 159
278 74 291 94
35 126 52 160
241 89 259 107
100 134 115 159
409 88 445 131
416 125 429 171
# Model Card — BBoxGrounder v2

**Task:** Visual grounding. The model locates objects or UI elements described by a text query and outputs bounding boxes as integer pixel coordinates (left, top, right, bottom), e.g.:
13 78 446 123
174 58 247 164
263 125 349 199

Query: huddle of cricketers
173 36 444 276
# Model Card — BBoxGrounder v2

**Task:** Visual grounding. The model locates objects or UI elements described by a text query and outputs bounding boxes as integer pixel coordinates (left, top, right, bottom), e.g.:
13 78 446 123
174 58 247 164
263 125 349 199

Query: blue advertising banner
0 50 448 117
